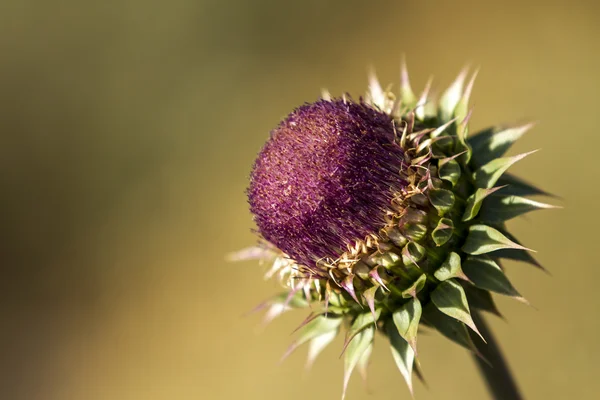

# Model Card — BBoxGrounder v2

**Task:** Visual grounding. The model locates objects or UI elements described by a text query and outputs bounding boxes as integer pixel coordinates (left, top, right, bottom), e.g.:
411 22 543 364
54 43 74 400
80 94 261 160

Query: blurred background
0 0 597 399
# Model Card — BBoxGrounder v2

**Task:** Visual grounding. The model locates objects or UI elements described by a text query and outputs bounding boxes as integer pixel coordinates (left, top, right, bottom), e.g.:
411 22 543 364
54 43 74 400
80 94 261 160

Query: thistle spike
430 279 486 342
434 252 471 282
462 256 529 304
306 329 338 370
462 186 508 221
341 274 362 306
291 311 321 334
392 297 422 355
262 302 290 327
463 224 535 255
479 194 561 222
456 68 480 132
473 149 539 189
368 67 386 111
387 322 416 397
357 340 374 386
342 327 374 400
321 88 332 101
430 117 458 138
368 266 390 291
281 315 342 362
415 76 434 120
400 55 417 107
341 310 381 356
362 285 380 324
439 66 469 122
469 122 536 167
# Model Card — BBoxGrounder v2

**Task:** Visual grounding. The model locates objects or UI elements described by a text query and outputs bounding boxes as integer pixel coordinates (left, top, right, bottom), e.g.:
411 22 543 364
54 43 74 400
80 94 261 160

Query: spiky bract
237 63 556 399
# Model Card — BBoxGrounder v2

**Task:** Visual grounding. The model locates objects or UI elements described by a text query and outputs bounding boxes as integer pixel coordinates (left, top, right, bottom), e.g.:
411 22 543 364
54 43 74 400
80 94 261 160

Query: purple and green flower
233 61 557 399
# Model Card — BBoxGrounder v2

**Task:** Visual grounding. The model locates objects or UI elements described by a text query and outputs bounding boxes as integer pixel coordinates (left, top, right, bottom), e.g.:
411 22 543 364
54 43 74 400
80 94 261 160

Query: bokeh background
0 0 597 399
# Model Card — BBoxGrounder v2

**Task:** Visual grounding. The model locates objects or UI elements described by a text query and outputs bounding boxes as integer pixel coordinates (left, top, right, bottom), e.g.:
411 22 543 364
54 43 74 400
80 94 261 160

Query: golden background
0 0 597 399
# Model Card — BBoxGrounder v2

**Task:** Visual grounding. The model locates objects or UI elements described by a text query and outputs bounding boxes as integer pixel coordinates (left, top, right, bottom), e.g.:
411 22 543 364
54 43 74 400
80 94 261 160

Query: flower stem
469 310 524 400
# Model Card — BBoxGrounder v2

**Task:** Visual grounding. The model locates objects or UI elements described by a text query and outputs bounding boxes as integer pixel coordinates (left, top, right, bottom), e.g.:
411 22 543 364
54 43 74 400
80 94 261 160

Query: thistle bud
235 64 557 399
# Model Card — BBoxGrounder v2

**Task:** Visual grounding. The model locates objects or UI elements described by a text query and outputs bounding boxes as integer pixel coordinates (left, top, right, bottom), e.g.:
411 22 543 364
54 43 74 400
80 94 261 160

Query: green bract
236 62 557 399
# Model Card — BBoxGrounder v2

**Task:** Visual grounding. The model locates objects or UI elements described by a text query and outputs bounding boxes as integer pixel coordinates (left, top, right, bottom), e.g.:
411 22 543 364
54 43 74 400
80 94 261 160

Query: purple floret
248 99 407 268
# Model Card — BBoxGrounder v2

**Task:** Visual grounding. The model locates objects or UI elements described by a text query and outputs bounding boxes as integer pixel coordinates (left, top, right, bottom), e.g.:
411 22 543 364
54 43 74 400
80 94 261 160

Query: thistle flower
234 62 557 399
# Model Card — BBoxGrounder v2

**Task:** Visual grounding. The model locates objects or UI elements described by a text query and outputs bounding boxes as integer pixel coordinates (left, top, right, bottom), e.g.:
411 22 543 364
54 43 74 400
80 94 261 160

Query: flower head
234 63 556 399
248 99 408 268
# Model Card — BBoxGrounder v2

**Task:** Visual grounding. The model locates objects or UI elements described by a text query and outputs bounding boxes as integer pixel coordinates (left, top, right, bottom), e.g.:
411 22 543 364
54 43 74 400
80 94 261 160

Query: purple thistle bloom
248 99 408 268
237 66 554 399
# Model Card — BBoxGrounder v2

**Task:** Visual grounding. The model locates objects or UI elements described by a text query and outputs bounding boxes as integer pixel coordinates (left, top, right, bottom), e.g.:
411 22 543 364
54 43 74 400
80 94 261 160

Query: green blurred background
0 0 597 399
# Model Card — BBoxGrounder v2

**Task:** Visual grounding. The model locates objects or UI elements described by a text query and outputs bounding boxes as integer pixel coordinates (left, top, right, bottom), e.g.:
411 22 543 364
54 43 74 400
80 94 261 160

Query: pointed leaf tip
429 188 456 216
474 150 539 189
462 186 507 222
415 76 433 120
432 218 455 246
438 158 462 187
430 117 458 138
463 224 535 255
455 69 479 131
362 285 380 324
480 194 561 222
291 311 319 334
439 66 469 122
368 67 385 110
469 122 536 167
400 56 417 107
281 315 343 362
392 298 422 355
253 291 309 325
402 242 426 267
423 304 482 356
430 279 485 342
321 88 332 101
413 359 428 389
434 252 470 282
306 329 338 370
401 274 427 299
368 266 390 291
341 310 382 356
357 341 373 386
342 326 374 400
341 275 362 306
387 322 415 396
463 256 525 301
